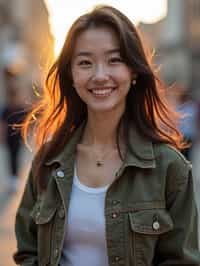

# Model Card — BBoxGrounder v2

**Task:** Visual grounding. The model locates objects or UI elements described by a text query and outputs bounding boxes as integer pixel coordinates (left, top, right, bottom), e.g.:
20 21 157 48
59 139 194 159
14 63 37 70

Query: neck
82 110 124 150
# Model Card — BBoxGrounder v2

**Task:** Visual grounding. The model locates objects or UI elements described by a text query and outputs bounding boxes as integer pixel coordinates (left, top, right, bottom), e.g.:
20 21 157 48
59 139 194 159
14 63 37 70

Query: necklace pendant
96 160 103 167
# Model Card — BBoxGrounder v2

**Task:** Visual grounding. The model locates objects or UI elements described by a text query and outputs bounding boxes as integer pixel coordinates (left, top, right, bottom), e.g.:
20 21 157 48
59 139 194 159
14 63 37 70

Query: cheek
118 74 132 91
72 70 91 88
72 69 80 86
72 71 89 99
113 68 132 86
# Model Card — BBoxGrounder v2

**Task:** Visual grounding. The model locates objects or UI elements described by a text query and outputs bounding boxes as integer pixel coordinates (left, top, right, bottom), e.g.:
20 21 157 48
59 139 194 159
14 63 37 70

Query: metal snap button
112 213 118 219
152 221 160 230
56 170 64 178
114 256 120 261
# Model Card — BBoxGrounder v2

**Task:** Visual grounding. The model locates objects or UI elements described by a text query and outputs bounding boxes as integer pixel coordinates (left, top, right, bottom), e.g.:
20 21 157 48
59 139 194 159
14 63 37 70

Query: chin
87 102 122 114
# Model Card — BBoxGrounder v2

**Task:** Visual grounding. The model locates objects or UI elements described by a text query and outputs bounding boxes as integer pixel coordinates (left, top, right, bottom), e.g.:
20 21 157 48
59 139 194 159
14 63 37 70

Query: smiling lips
89 87 115 97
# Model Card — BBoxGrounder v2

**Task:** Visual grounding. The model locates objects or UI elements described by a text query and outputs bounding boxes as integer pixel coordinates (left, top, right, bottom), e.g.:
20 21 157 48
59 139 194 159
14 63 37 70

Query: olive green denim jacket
14 125 200 265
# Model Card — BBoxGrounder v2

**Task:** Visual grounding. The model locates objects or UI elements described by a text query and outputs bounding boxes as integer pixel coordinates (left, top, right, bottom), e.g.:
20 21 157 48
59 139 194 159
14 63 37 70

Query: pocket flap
31 201 57 225
129 209 173 235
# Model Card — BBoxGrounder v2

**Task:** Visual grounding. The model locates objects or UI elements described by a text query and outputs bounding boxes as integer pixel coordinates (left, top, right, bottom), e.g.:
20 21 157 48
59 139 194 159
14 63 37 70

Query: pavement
0 144 32 266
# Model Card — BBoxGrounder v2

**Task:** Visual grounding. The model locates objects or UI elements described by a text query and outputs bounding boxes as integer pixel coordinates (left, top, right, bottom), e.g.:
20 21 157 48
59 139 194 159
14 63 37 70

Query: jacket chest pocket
128 208 173 266
31 202 57 266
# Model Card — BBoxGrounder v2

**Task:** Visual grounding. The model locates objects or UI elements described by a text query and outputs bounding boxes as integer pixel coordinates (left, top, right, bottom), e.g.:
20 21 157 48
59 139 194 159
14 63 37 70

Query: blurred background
0 0 200 265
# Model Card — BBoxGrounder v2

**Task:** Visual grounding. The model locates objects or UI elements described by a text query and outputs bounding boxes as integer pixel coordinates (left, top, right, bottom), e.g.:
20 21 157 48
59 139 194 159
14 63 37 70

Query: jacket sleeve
13 167 38 265
155 157 200 265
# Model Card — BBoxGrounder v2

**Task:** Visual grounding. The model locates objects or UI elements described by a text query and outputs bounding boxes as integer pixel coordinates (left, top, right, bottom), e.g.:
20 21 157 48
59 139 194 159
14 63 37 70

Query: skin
71 26 136 145
71 26 136 186
71 26 133 117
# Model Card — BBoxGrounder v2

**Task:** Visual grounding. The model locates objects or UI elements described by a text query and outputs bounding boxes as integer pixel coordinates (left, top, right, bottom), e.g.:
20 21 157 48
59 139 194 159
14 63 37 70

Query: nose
92 64 109 83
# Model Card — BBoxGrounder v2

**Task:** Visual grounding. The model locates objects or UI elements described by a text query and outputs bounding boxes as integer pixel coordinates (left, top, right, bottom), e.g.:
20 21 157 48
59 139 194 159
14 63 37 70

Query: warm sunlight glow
45 0 167 57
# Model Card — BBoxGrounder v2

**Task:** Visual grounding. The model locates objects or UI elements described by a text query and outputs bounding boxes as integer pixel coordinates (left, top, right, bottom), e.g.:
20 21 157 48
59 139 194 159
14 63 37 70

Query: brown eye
78 60 92 66
109 57 123 63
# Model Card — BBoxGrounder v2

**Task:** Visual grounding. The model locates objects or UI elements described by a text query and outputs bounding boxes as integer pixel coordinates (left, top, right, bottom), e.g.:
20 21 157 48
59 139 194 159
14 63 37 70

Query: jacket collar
124 126 156 169
45 122 156 169
45 124 84 167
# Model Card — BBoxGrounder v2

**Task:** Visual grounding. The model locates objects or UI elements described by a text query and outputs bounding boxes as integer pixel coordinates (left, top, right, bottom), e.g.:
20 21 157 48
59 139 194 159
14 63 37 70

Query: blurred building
139 0 200 98
0 0 54 104
186 0 200 97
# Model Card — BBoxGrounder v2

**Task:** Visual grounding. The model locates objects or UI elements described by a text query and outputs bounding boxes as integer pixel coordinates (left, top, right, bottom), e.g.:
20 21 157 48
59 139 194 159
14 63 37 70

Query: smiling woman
71 27 133 114
14 4 200 266
45 0 168 56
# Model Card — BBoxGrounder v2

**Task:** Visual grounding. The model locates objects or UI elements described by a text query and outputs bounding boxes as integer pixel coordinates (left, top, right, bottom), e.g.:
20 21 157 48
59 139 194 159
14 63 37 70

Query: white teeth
91 88 113 96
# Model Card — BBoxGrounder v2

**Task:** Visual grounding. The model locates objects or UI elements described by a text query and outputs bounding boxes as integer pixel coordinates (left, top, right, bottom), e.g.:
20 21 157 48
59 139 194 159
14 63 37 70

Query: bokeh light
45 0 167 56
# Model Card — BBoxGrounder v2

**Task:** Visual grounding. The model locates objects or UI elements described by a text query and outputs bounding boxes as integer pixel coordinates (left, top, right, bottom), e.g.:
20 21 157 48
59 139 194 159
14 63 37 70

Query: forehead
73 27 120 55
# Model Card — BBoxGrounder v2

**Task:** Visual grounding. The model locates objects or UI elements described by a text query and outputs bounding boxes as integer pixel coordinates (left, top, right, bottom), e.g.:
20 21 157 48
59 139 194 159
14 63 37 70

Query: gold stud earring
132 79 136 85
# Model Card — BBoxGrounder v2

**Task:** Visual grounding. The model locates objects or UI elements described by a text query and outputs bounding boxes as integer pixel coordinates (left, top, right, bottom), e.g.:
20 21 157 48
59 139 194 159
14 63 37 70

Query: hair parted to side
22 5 185 188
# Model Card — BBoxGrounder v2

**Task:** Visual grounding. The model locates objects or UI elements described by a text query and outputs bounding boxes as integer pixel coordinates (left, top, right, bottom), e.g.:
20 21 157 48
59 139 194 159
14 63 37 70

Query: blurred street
1 0 200 265
0 144 32 266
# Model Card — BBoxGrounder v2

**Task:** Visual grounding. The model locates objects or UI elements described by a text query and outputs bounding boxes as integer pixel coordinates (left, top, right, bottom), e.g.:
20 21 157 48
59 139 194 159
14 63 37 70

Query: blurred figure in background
0 68 26 192
176 87 198 161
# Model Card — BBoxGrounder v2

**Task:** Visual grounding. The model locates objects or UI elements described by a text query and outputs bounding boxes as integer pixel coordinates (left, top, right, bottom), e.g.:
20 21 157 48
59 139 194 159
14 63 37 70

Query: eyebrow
75 48 120 57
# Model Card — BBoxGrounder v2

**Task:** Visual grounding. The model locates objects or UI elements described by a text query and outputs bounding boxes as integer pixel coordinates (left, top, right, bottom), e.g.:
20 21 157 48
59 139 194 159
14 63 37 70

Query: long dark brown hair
22 5 185 188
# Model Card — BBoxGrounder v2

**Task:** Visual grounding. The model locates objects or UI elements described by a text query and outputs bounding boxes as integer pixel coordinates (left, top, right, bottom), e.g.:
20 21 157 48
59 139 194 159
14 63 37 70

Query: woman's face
71 26 133 115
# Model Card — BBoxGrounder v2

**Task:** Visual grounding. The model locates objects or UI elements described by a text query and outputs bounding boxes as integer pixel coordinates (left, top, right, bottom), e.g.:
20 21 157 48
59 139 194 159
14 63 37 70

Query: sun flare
45 0 167 57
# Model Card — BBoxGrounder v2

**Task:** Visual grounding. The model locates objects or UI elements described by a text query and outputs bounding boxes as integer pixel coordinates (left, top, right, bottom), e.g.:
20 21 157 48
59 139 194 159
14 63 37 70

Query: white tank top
59 167 109 266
